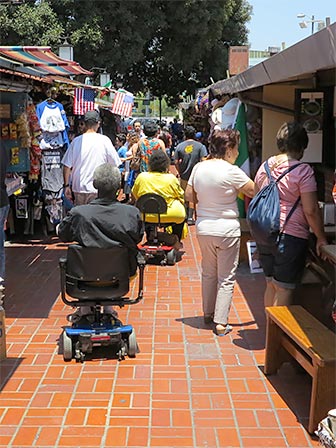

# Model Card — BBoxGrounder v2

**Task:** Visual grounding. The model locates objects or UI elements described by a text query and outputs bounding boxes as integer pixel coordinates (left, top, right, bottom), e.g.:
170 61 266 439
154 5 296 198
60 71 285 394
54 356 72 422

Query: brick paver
0 229 319 447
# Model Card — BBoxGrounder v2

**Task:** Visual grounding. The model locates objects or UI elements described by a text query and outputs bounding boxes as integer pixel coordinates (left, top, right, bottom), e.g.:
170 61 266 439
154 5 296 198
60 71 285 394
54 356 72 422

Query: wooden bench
265 305 336 433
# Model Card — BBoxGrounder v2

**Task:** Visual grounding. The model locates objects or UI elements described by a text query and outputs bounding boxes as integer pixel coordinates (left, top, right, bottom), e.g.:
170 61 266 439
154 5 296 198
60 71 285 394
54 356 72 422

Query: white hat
211 108 222 125
221 98 239 129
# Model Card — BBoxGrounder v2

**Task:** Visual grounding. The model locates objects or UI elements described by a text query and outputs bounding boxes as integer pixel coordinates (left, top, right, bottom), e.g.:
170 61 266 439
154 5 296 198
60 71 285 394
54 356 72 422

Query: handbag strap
264 159 303 182
276 163 303 229
265 159 305 239
191 162 202 219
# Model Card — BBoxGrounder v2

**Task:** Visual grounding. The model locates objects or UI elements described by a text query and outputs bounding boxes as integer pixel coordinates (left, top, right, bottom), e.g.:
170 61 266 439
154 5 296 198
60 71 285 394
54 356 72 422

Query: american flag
112 90 134 117
73 88 96 115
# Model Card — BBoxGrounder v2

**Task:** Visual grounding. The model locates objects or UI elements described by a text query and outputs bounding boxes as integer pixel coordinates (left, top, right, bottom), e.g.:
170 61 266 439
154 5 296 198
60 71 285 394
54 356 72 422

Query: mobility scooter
136 193 180 266
59 244 145 362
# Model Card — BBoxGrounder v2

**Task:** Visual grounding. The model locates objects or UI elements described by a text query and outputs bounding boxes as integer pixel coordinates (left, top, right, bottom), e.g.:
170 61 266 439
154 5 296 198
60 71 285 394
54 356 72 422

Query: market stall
0 46 92 237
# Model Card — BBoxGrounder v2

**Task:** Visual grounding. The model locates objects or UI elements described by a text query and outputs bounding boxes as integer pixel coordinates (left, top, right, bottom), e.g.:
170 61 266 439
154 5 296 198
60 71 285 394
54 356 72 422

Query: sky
247 0 334 50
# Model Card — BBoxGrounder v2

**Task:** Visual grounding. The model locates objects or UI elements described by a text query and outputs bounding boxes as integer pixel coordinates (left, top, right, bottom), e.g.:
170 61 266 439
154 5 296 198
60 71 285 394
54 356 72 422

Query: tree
0 1 64 46
124 0 251 105
0 0 252 105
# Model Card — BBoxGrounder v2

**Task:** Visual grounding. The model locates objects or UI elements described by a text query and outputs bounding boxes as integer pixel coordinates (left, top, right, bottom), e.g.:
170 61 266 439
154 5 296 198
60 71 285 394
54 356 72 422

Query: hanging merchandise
2 92 30 174
7 145 30 173
9 123 17 140
15 111 31 147
36 99 70 146
33 197 43 221
15 196 29 219
40 148 64 193
36 97 70 195
35 96 71 230
26 98 42 180
45 198 63 224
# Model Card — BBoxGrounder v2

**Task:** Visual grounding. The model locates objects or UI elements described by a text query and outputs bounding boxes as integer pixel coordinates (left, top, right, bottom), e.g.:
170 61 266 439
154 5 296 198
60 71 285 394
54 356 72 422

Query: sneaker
215 324 233 336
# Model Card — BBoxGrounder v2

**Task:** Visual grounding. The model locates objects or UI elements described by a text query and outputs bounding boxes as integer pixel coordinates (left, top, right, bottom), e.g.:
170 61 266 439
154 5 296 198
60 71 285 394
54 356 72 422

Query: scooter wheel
127 329 137 358
166 249 176 266
62 330 73 362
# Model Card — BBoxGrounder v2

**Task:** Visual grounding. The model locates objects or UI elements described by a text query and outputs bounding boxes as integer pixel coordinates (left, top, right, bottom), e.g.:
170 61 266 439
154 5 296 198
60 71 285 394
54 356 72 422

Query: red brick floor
1 228 320 447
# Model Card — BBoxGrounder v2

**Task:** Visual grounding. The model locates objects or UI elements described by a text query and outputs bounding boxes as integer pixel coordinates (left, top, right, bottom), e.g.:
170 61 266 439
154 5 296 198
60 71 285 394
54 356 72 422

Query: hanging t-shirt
41 148 64 193
39 131 64 150
36 100 70 146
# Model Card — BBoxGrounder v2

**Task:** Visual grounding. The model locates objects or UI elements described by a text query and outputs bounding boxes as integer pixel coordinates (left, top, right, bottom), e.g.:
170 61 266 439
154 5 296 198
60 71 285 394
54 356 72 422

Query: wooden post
309 363 336 433
264 314 283 375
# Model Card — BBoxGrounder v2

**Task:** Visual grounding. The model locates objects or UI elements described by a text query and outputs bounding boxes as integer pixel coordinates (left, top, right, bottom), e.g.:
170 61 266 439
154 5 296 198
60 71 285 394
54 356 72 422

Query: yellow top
132 172 186 224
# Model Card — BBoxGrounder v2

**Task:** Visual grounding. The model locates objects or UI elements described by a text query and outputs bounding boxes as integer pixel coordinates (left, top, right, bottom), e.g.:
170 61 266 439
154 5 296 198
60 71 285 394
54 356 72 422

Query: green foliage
0 5 12 42
0 0 252 105
0 2 64 46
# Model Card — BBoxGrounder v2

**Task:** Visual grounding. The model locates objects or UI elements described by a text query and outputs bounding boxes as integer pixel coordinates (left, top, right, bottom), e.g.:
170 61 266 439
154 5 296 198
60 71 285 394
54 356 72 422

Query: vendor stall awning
0 46 92 76
210 22 336 96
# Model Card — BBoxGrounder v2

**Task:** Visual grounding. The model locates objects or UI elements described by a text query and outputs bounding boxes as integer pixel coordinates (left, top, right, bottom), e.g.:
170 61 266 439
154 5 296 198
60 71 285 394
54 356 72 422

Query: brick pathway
1 228 319 447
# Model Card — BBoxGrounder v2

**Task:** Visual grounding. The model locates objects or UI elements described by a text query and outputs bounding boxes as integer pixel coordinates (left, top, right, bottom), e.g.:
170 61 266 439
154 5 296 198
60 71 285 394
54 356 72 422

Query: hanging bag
130 144 141 172
247 160 303 247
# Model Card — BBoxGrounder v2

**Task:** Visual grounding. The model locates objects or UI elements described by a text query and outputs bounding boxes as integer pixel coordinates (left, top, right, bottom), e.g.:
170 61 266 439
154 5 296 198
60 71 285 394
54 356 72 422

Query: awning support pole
238 94 294 116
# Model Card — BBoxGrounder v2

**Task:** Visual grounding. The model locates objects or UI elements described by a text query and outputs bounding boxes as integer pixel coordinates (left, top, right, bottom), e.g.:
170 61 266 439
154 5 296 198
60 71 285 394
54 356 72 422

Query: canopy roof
0 46 92 77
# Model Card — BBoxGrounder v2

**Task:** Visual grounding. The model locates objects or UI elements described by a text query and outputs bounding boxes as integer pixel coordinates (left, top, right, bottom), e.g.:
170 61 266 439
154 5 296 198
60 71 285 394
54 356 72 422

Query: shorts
179 178 188 191
257 233 308 289
74 192 97 206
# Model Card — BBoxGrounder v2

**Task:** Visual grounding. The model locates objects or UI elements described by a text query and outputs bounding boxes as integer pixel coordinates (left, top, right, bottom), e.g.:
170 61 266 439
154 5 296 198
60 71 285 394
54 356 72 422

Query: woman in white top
185 129 254 336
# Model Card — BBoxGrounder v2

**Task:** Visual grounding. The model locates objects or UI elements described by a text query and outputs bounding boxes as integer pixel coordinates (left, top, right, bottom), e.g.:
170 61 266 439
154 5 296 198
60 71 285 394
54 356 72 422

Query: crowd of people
1 109 329 337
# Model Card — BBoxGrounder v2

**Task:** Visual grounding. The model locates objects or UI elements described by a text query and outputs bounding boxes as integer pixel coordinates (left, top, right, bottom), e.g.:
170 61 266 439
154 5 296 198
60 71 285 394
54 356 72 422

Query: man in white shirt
62 110 121 205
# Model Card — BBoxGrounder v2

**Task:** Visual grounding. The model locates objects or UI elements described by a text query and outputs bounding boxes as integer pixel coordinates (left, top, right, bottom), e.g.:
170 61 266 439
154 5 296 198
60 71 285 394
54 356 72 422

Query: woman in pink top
254 122 327 307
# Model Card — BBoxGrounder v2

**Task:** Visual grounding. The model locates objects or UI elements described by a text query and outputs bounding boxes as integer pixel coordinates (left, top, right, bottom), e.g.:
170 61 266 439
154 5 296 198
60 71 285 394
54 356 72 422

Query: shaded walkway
0 228 318 447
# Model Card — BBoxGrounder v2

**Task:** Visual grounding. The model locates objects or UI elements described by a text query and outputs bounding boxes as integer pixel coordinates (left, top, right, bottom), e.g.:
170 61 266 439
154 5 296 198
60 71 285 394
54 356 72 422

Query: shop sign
0 104 11 119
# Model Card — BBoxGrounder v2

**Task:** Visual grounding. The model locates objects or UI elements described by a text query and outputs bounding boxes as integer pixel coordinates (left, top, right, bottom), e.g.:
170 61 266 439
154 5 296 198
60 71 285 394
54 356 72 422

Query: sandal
215 324 233 336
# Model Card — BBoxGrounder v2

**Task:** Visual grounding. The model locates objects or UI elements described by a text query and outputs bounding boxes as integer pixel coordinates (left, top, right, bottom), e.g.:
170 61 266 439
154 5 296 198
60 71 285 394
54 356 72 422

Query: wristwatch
63 184 70 188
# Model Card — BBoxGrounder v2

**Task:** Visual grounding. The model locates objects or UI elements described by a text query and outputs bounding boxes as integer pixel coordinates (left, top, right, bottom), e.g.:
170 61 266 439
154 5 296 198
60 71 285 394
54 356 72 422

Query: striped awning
0 46 92 76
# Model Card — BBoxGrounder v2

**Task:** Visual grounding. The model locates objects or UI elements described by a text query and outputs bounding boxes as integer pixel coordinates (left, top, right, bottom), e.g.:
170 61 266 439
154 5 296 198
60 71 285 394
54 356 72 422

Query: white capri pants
197 235 240 325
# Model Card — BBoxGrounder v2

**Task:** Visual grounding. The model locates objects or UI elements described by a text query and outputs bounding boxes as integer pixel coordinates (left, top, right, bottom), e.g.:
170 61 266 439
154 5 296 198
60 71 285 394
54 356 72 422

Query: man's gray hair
93 164 121 195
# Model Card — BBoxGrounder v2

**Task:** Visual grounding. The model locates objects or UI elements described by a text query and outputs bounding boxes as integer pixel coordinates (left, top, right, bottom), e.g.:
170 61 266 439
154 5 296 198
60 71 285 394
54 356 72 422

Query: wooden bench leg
265 318 285 375
309 363 336 433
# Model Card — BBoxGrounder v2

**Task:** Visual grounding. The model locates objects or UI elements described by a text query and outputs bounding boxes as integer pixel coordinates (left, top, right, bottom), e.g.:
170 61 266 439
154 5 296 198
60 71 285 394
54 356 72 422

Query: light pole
297 13 325 34
89 67 110 86
58 37 74 61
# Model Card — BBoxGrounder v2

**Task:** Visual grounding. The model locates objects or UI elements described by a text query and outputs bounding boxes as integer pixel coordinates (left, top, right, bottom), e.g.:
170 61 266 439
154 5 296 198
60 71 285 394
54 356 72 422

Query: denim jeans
0 205 10 282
